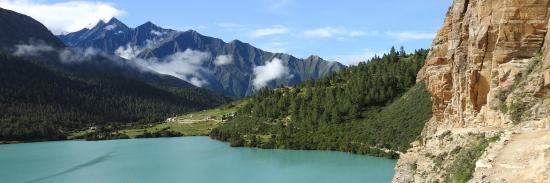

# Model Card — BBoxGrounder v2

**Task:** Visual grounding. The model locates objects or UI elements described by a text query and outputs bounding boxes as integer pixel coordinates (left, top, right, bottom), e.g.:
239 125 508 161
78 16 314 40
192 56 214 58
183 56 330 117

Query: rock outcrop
393 0 550 182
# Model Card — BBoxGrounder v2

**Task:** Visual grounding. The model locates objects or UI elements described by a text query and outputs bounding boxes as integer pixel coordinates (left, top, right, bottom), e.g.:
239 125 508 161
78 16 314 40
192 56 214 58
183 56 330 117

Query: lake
0 137 396 183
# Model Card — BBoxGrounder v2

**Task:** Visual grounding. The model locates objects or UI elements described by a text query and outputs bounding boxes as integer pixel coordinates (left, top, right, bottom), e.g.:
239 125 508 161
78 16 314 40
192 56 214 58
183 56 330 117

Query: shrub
445 135 499 183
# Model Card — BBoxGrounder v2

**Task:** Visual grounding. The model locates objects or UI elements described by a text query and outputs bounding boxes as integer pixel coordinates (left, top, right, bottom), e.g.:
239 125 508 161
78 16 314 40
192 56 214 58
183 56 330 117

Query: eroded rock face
394 0 550 182
419 0 548 127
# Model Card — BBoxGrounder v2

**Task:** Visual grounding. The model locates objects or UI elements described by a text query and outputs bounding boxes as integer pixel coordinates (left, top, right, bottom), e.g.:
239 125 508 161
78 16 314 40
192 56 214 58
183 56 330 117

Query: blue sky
1 0 452 65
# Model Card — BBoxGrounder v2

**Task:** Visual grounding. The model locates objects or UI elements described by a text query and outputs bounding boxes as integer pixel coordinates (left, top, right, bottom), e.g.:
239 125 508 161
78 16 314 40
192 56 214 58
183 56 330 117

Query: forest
0 53 228 141
210 47 432 158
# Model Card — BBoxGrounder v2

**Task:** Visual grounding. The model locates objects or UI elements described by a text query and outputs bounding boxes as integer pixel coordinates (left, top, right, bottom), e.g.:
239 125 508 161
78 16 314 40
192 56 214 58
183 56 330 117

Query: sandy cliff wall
393 0 550 182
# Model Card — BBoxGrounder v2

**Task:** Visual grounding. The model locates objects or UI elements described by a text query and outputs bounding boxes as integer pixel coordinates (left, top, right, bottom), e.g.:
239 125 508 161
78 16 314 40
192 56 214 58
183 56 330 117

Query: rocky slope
393 0 550 182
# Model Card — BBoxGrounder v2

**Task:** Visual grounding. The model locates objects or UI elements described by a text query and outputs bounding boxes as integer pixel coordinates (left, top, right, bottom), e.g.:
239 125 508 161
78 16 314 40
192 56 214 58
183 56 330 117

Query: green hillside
210 47 432 158
69 100 248 140
0 53 228 141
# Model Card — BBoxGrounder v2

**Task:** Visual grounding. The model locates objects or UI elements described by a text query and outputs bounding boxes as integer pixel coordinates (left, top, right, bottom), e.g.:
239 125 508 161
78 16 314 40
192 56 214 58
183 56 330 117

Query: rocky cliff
393 0 550 182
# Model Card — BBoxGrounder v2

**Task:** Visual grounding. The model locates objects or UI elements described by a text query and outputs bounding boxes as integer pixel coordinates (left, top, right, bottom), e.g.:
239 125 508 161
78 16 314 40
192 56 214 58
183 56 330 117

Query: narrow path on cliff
479 128 549 182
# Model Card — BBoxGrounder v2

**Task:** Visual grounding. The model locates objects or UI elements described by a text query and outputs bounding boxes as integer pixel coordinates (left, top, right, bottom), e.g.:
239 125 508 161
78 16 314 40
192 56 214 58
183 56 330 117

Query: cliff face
393 0 550 182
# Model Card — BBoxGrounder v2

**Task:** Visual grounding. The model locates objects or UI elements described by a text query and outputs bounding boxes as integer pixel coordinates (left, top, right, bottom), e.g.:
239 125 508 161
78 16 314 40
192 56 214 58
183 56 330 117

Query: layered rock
394 0 550 182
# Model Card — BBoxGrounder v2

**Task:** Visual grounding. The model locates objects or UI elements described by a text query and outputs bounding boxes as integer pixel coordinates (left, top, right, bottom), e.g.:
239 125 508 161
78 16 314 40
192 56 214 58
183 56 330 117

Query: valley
0 0 548 183
68 100 247 140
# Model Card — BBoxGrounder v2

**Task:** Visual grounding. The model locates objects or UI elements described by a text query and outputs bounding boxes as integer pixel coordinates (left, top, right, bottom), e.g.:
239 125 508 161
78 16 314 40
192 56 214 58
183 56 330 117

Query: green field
118 121 222 137
69 99 249 140
174 99 250 120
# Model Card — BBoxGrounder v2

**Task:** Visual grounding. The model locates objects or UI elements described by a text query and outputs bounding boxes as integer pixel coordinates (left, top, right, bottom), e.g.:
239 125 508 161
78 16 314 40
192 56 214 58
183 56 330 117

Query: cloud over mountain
252 58 290 89
214 55 233 66
133 49 212 87
0 0 124 34
13 43 54 56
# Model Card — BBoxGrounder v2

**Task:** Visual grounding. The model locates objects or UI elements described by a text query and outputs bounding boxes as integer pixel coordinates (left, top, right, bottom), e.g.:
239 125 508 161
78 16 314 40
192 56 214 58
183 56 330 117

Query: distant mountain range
0 7 228 141
58 18 344 97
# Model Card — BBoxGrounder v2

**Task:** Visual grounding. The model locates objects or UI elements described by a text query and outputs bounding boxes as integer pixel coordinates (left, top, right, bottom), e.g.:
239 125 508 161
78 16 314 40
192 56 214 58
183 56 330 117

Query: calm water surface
0 137 396 183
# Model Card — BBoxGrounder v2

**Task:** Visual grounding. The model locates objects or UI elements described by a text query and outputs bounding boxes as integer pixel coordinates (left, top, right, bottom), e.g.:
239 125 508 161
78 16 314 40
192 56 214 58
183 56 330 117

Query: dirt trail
166 117 222 124
476 128 550 183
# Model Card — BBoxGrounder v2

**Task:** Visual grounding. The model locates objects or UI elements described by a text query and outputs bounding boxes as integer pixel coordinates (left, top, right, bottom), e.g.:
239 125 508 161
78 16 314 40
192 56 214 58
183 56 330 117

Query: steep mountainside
141 32 343 97
0 53 227 141
393 1 550 182
0 8 64 49
58 20 344 97
0 8 229 141
210 48 432 158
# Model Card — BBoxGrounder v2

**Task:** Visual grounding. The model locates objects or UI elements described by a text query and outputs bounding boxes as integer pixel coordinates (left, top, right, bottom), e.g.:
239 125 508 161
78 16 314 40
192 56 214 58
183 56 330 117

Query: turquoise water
0 137 396 183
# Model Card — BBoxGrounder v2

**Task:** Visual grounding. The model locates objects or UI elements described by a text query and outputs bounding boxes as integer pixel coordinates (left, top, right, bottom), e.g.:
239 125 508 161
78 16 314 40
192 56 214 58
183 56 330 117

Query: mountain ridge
58 19 345 97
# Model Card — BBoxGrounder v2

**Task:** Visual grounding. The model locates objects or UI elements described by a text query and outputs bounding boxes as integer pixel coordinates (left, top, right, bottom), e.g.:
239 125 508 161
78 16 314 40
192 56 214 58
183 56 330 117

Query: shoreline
1 135 402 160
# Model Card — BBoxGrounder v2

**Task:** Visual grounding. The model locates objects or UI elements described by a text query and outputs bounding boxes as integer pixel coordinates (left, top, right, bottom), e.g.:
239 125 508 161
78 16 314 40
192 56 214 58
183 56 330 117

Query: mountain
58 20 345 97
393 0 550 182
59 18 178 55
58 18 129 47
0 7 64 50
210 48 432 158
0 8 229 141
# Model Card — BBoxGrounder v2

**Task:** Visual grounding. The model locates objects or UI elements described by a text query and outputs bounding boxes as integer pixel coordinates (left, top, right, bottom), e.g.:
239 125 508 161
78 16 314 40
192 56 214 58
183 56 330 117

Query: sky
0 0 453 65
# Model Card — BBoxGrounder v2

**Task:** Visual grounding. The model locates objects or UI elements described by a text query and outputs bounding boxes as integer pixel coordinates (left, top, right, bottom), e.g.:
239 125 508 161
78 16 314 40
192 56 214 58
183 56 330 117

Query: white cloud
250 25 289 38
104 24 117 31
115 43 145 60
58 47 101 63
114 40 160 60
302 27 345 38
13 43 54 56
133 49 212 87
12 42 107 64
385 31 436 41
0 0 124 34
12 43 212 87
328 48 384 65
252 58 289 89
301 27 373 39
150 30 164 36
187 77 207 87
214 55 233 66
12 41 110 63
